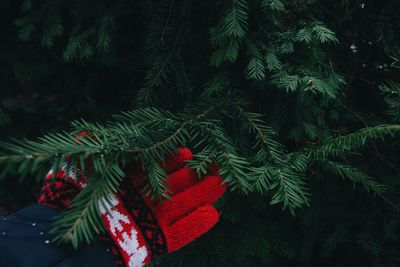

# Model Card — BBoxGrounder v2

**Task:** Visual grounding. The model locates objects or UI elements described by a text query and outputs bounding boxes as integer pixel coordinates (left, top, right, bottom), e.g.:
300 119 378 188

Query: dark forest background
1 0 400 266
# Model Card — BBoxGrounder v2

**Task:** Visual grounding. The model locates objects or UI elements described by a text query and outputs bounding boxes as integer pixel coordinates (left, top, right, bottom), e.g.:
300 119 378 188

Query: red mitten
100 148 226 267
37 131 91 209
37 164 86 209
36 130 126 265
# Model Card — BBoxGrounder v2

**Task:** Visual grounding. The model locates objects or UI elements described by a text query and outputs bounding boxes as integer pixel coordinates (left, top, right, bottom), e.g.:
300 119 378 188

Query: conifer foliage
1 0 400 265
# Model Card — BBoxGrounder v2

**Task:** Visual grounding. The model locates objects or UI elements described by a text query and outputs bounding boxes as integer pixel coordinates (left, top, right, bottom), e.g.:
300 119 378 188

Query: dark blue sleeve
0 204 117 267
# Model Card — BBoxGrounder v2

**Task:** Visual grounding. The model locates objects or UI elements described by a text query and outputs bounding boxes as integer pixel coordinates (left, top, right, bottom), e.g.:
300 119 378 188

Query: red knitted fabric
100 148 226 266
38 166 85 209
38 145 226 267
38 131 91 209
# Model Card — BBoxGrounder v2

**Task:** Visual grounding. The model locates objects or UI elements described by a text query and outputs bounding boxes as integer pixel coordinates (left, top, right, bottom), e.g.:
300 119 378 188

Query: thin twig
160 0 176 43
128 104 219 154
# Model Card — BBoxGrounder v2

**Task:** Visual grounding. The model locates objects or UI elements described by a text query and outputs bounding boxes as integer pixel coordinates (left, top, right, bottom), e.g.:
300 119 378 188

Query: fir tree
1 0 400 266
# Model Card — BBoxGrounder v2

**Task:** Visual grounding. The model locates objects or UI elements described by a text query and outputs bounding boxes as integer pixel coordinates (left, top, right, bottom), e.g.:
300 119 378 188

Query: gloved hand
100 148 226 266
37 131 91 209
37 142 226 267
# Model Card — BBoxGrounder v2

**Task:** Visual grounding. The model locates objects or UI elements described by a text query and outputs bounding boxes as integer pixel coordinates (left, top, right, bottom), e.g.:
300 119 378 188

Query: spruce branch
160 0 176 43
318 159 385 193
209 0 248 66
245 41 266 80
137 24 185 106
311 22 339 44
234 105 287 165
260 0 285 12
269 167 310 213
6 0 400 262
128 106 217 155
379 81 400 122
223 0 249 39
191 121 252 190
305 124 400 159
265 52 282 71
186 146 218 176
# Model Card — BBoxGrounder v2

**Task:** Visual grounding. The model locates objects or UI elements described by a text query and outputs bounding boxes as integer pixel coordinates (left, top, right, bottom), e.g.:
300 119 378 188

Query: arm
0 203 118 267
0 147 226 267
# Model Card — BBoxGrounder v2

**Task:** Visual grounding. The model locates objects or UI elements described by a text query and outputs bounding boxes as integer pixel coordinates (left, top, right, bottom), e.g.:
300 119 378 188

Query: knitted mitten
37 131 91 209
100 148 226 267
37 165 86 209
37 131 125 265
37 141 226 267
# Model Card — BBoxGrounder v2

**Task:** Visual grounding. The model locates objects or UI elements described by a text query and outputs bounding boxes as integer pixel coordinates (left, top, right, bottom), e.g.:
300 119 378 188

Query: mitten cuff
100 178 169 267
100 194 151 267
37 165 86 209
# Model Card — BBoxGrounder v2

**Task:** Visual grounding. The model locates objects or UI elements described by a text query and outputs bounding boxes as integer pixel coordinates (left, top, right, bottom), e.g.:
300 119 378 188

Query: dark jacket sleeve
0 204 117 267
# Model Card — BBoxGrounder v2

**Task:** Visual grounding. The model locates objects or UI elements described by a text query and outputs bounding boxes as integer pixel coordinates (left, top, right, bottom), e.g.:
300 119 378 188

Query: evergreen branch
286 152 310 172
318 159 385 193
269 167 310 213
186 146 218 176
250 165 274 193
210 39 240 66
7 0 400 260
96 14 115 52
265 52 282 71
234 105 287 165
296 27 313 44
274 72 302 92
112 108 178 129
245 41 266 80
260 0 285 12
304 124 400 159
202 72 231 97
223 0 249 38
63 26 96 61
249 163 310 212
142 160 170 199
0 105 219 181
379 81 400 122
209 0 248 66
137 24 185 105
192 121 252 190
160 0 176 43
245 57 266 80
0 133 101 164
153 24 184 82
311 22 339 44
128 104 218 154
